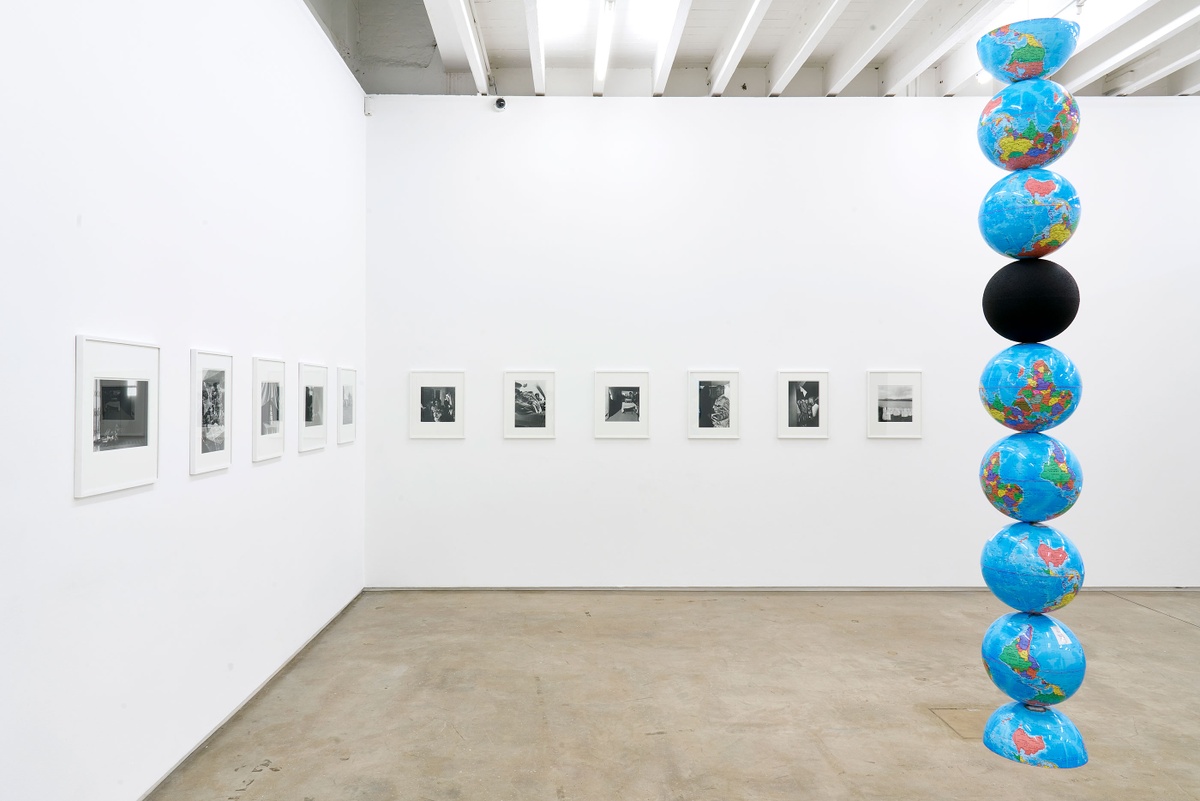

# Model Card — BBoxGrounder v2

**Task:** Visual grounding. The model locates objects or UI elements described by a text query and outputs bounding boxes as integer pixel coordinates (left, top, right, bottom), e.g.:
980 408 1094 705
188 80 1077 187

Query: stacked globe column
974 19 1088 768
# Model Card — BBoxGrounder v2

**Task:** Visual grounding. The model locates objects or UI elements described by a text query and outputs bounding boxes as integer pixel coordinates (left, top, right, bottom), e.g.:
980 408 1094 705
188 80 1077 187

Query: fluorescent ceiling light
594 0 616 93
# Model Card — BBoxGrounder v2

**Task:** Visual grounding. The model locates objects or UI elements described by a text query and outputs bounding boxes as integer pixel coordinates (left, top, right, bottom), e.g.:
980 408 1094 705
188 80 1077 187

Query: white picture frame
251 357 285 462
190 349 233 474
867 370 923 439
595 371 650 439
299 363 328 452
338 367 357 444
74 335 160 498
778 371 829 439
410 371 465 438
504 371 555 439
688 371 739 439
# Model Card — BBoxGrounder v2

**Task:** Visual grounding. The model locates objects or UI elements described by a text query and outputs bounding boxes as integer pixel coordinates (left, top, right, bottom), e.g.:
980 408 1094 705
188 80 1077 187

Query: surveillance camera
494 97 506 111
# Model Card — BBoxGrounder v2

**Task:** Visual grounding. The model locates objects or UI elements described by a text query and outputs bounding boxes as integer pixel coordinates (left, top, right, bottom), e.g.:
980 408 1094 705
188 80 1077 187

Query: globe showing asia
981 522 1084 612
980 343 1081 432
978 78 1079 171
982 612 1086 706
979 168 1080 260
983 701 1088 768
980 432 1082 522
976 18 1080 83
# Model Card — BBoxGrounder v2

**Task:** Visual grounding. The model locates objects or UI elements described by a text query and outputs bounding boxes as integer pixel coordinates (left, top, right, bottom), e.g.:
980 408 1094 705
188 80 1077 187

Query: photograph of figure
200 369 226 453
305 385 324 427
877 385 914 423
514 380 547 428
261 382 281 436
788 381 820 428
342 385 354 425
420 386 456 423
606 387 640 422
698 380 731 428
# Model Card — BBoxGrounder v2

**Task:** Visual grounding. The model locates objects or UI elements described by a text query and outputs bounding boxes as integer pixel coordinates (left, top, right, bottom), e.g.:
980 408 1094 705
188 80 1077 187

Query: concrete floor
147 590 1200 801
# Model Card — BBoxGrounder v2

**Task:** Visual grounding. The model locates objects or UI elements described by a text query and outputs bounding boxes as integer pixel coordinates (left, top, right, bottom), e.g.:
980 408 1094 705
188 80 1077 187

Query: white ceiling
306 0 1200 97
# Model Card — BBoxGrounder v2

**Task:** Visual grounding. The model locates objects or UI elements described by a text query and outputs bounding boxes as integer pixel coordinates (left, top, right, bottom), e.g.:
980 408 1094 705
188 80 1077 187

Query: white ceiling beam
766 0 853 96
708 0 773 96
1054 0 1200 93
1103 16 1200 94
934 0 1155 96
880 0 1012 96
422 0 491 94
653 0 694 97
823 0 927 96
1166 54 1200 92
524 0 546 96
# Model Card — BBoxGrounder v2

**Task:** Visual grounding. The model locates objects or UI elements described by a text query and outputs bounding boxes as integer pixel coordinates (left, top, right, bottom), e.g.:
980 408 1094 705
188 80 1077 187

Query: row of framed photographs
74 335 357 499
411 370 922 440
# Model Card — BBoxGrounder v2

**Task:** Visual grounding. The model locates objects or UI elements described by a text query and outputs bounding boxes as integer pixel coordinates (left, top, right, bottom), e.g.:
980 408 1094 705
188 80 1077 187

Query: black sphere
982 259 1079 342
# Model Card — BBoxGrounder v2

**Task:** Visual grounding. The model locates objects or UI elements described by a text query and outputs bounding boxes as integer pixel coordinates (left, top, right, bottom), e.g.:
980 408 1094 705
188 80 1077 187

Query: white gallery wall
0 2 366 801
366 95 1200 589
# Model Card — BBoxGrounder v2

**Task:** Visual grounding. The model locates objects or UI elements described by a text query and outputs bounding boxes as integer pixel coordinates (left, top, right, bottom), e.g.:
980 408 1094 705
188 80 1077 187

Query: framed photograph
74 335 160 498
251 357 285 462
190 349 232 474
595 371 649 439
299 363 328 452
867 370 922 439
778 371 829 439
410 371 465 438
688 371 739 439
338 367 357 444
505 371 555 439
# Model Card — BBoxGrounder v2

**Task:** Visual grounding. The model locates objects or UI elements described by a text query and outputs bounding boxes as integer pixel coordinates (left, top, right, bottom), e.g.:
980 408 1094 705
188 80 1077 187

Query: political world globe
978 78 1079 171
983 701 1088 768
981 522 1084 613
982 612 1086 706
979 168 1080 260
980 343 1080 432
976 17 1080 83
980 432 1082 522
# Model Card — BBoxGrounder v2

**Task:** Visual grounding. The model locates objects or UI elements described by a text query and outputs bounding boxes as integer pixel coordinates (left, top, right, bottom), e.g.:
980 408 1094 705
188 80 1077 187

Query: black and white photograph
778 371 829 439
261 382 281 436
788 381 820 428
504 371 555 439
338 367 357 444
866 371 922 439
93 379 149 451
594 371 649 439
410 371 465 438
305 385 324 427
191 350 233 474
299 363 328 451
201 370 226 453
75 336 160 498
251 357 285 462
420 386 456 423
689 371 739 439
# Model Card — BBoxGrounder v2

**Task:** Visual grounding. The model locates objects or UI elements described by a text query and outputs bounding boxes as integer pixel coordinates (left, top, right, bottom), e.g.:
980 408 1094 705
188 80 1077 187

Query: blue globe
979 343 1081 432
980 168 1080 260
982 612 1086 705
983 701 1088 768
977 18 1081 83
982 522 1084 612
980 432 1082 522
978 79 1079 171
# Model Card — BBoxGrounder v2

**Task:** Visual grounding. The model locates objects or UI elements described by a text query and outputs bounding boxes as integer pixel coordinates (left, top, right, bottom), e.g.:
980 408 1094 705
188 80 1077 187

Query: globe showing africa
979 168 1080 260
978 78 1079 171
983 701 1088 768
976 18 1080 83
981 522 1084 613
982 612 1086 706
979 343 1081 432
980 432 1082 522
